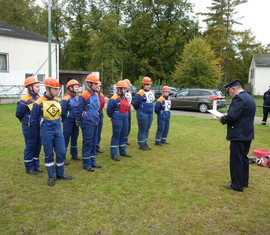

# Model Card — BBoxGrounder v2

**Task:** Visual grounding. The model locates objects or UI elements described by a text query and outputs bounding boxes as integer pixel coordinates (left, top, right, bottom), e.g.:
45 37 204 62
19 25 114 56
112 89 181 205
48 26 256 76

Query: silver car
170 88 226 113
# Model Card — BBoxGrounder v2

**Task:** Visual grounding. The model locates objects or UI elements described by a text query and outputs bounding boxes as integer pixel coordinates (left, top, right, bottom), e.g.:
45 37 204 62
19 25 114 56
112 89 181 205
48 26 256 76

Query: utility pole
48 0 52 77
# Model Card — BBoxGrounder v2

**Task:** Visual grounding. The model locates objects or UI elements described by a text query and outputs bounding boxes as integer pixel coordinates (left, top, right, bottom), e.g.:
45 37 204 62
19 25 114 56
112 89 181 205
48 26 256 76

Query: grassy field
1 104 270 234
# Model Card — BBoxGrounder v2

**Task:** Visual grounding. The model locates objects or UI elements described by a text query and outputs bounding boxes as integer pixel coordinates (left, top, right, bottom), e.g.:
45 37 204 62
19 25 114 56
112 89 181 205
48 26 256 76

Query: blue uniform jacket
76 89 100 125
107 94 131 118
155 96 171 120
31 93 62 130
221 91 256 141
133 89 155 114
16 92 40 126
61 94 78 121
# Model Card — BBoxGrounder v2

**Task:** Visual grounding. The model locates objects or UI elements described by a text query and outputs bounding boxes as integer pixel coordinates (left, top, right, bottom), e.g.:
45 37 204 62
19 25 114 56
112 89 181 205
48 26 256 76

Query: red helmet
24 77 40 88
44 77 60 88
142 77 152 84
66 79 81 89
86 74 99 83
162 86 170 91
116 80 128 88
124 79 131 86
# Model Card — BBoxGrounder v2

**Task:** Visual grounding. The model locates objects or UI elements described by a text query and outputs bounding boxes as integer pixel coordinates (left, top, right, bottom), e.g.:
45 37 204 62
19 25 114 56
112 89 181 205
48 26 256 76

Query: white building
0 22 59 86
248 54 270 96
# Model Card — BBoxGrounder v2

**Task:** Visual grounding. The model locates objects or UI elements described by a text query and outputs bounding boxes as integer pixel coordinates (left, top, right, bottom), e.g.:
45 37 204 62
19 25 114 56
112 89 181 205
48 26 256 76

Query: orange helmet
142 77 152 84
116 80 128 88
162 86 170 91
86 74 99 83
97 81 102 85
44 77 60 88
66 79 81 89
124 79 131 86
24 77 40 88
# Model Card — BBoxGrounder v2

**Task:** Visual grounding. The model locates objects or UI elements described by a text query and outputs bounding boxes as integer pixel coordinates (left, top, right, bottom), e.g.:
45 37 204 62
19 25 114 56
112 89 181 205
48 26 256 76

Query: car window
200 90 212 96
188 90 200 96
214 90 224 97
177 90 189 97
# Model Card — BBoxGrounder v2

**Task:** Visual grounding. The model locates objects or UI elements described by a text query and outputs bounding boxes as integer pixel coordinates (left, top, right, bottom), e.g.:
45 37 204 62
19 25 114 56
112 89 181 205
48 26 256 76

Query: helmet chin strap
69 86 76 97
28 84 39 96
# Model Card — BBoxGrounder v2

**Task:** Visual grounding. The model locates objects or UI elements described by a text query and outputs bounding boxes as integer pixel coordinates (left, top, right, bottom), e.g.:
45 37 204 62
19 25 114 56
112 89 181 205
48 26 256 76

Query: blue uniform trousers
63 118 79 157
22 124 41 171
230 141 251 191
126 110 131 143
155 118 170 144
110 113 128 157
96 111 104 151
41 128 65 178
82 122 97 167
136 110 153 146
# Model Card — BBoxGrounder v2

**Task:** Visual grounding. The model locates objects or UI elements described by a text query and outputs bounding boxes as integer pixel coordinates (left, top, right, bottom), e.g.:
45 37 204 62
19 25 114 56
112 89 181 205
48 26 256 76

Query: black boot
121 154 132 158
112 156 121 161
84 166 95 172
48 177 55 186
26 170 38 175
71 155 82 161
64 159 70 165
56 175 73 180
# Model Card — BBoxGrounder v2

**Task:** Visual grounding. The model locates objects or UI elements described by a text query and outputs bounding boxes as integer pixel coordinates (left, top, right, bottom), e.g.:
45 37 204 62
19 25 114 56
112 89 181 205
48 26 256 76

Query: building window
0 53 8 72
37 74 45 82
25 73 34 79
251 68 254 79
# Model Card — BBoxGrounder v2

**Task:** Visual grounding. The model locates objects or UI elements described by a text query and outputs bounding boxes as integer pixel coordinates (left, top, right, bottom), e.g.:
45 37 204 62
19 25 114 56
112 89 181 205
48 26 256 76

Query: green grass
1 104 270 234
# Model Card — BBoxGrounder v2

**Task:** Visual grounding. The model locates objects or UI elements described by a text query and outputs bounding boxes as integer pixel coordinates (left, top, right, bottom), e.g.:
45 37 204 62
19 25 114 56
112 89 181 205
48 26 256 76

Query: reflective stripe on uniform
56 162 64 167
24 159 33 163
45 162 54 167
110 145 118 148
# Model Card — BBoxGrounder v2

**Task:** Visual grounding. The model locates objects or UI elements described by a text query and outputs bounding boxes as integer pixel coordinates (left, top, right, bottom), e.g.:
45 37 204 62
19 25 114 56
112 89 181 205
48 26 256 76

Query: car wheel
198 103 209 113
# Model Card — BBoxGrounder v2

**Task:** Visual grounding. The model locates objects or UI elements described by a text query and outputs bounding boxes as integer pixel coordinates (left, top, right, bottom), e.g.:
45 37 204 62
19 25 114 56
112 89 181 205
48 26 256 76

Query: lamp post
48 0 52 77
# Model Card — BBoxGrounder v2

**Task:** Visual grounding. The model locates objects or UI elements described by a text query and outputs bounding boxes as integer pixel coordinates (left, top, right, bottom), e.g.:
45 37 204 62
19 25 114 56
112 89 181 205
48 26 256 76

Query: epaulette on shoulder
36 96 47 105
137 89 145 96
62 94 71 101
20 94 32 102
81 90 91 100
111 94 119 100
53 97 61 101
157 96 165 102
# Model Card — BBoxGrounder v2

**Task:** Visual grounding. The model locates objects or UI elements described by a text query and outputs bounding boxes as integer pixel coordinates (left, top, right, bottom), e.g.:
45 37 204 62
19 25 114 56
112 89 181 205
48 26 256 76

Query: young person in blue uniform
61 79 82 165
96 81 105 154
133 77 155 151
16 77 42 175
123 79 132 145
76 74 102 172
31 77 72 186
107 80 132 161
155 86 171 145
217 79 256 192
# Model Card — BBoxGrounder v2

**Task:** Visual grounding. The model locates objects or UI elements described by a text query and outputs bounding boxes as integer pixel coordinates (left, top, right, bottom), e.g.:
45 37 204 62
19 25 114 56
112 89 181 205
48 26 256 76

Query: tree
172 37 222 88
202 0 248 82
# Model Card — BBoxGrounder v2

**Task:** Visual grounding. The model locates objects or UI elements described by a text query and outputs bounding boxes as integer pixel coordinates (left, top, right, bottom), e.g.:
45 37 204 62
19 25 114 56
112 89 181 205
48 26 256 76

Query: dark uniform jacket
263 90 270 106
221 90 256 141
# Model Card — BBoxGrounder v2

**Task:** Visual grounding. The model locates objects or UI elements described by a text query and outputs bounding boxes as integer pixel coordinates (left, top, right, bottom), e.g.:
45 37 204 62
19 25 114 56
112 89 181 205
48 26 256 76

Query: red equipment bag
253 149 270 158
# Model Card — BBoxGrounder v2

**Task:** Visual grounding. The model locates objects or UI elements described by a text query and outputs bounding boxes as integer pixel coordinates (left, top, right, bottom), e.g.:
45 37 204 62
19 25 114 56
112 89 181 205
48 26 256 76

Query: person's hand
216 116 222 121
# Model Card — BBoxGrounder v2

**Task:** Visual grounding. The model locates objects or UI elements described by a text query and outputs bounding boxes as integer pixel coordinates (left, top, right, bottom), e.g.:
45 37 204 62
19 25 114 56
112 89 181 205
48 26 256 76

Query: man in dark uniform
261 86 270 125
217 79 256 192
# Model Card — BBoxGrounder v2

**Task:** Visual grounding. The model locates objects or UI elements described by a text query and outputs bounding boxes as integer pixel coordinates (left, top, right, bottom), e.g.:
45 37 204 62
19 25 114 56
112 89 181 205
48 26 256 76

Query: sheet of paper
207 109 224 117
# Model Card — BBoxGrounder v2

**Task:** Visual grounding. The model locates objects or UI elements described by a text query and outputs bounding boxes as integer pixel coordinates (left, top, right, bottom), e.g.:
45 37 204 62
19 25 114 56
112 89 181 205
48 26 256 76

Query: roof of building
253 54 270 67
0 22 57 43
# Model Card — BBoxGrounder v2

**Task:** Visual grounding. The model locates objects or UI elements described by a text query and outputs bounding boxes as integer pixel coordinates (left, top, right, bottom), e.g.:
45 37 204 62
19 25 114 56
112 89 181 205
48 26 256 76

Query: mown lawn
1 104 270 234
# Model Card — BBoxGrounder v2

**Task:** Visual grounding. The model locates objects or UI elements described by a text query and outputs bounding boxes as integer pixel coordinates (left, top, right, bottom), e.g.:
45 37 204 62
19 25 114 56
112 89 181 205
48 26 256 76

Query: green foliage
1 104 270 233
173 37 221 88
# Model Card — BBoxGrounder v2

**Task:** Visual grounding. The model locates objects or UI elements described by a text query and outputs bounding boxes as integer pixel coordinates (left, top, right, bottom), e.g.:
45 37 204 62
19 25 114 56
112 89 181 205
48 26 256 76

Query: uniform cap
66 79 81 89
124 79 131 86
86 74 99 83
223 79 241 91
162 86 170 91
44 77 60 88
142 77 152 84
116 80 128 88
24 77 40 88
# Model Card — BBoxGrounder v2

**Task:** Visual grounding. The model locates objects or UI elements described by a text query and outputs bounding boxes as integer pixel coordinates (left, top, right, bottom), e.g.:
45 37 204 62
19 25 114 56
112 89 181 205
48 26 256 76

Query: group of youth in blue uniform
16 75 172 186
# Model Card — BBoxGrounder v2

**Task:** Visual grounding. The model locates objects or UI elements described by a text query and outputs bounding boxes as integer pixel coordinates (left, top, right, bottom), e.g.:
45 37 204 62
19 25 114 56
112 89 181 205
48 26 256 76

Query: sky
190 0 270 46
